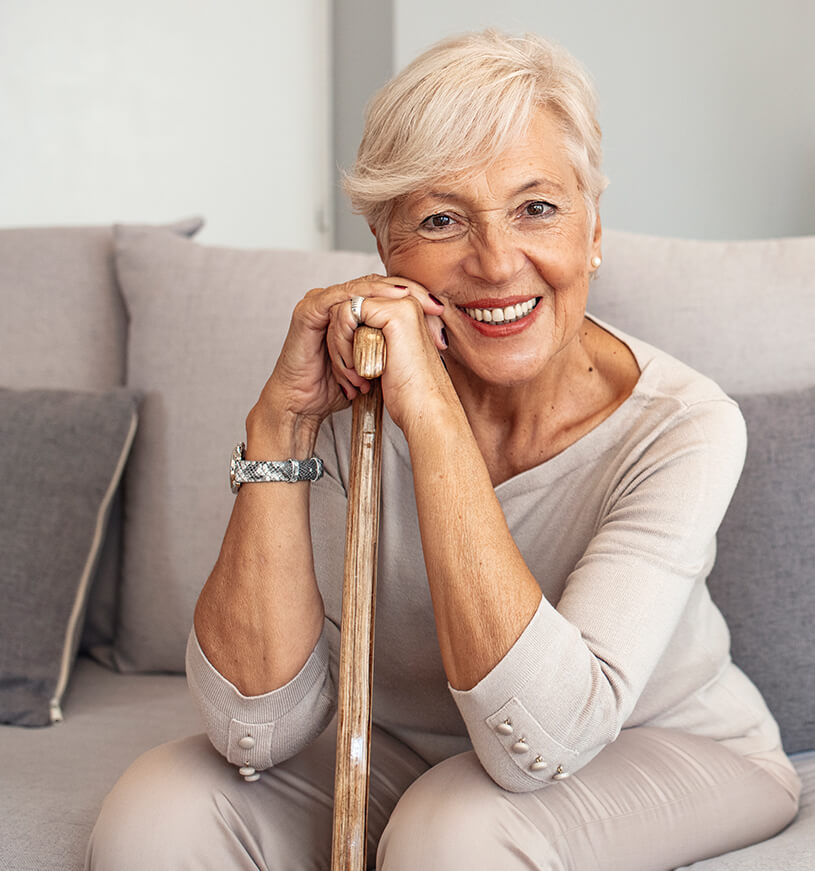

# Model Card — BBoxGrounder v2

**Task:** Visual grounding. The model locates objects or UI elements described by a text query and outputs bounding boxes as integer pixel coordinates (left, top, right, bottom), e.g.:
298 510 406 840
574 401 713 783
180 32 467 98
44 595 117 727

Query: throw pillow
707 385 815 753
113 226 382 672
0 388 138 725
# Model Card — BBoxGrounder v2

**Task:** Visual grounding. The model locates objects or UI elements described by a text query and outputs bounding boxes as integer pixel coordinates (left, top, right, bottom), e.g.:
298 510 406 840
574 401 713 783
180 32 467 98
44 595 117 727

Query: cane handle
354 326 386 379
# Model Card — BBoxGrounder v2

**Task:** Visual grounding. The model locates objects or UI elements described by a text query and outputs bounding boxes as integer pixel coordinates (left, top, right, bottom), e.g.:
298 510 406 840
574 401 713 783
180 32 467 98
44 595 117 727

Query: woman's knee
376 751 559 870
86 734 247 871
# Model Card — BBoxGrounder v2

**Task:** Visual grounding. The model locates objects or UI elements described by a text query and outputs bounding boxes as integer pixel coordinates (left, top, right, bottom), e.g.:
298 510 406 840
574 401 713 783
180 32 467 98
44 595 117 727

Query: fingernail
429 293 443 306
393 284 408 290
441 327 449 348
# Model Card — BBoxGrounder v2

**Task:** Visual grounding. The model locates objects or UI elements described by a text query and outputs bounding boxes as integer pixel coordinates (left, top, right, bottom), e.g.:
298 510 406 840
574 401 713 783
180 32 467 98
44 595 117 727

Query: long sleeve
450 395 747 792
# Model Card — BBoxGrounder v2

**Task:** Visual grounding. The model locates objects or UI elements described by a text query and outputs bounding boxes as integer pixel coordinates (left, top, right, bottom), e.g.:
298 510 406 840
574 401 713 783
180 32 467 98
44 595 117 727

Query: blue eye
525 201 555 217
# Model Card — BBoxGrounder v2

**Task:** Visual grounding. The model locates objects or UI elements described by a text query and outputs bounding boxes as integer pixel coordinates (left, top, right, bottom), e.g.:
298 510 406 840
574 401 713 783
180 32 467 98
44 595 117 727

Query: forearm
194 411 326 696
407 400 542 691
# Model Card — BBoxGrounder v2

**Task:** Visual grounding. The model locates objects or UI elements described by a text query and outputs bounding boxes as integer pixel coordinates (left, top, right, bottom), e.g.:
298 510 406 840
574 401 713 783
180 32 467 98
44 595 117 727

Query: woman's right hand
245 276 419 453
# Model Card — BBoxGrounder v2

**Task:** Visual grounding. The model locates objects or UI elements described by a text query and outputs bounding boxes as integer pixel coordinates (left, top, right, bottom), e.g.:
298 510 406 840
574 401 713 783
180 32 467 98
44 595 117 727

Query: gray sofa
0 221 812 870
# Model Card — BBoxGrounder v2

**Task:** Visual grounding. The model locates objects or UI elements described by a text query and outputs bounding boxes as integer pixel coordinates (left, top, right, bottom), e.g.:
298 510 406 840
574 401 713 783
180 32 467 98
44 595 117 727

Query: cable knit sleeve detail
451 397 747 792
186 623 335 769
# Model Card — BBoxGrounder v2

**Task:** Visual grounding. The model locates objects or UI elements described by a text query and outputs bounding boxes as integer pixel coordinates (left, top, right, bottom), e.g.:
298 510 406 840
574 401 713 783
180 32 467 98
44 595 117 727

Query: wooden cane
331 325 387 871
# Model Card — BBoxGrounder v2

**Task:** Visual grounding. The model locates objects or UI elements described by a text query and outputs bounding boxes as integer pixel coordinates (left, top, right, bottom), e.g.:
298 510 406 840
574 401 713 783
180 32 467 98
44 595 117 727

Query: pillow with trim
708 384 815 753
0 388 138 725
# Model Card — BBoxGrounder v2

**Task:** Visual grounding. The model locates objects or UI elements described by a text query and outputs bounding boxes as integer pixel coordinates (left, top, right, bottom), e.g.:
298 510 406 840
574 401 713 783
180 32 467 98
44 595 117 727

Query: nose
463 220 527 286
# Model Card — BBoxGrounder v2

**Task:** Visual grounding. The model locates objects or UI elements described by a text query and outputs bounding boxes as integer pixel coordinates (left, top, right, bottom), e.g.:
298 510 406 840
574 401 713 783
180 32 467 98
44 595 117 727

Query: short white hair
343 30 608 239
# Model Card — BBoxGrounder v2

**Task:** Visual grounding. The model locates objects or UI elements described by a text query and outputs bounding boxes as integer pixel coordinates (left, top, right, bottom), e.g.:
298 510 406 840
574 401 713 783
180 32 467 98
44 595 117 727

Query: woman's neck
445 318 640 485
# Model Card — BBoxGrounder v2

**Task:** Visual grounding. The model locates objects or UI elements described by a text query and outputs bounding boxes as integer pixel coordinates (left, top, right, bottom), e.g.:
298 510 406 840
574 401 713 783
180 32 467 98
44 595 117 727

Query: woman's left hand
327 279 458 436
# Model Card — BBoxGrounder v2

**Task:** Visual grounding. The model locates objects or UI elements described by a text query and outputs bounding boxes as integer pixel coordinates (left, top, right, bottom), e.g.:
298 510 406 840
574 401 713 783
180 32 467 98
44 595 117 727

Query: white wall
392 0 815 241
0 0 332 249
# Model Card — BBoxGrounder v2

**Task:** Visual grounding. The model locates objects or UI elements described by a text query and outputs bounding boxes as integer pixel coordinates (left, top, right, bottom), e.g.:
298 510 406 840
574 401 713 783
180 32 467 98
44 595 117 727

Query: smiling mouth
460 297 541 325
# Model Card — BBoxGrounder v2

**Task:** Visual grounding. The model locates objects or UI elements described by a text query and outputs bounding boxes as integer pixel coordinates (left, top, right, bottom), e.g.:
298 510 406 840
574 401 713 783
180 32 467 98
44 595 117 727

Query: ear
591 210 602 260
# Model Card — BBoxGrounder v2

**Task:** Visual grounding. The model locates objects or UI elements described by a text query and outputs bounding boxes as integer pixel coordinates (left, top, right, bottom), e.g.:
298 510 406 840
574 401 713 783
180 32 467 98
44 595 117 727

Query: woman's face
378 108 601 388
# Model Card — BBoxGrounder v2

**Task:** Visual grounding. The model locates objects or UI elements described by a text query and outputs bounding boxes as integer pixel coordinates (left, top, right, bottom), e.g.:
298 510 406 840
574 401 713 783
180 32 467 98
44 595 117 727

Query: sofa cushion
113 226 382 671
0 219 203 663
0 658 199 871
590 232 815 395
707 386 815 753
0 388 138 725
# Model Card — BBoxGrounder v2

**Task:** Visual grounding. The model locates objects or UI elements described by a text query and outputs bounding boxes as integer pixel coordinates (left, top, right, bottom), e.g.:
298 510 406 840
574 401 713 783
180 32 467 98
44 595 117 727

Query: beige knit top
187 320 782 793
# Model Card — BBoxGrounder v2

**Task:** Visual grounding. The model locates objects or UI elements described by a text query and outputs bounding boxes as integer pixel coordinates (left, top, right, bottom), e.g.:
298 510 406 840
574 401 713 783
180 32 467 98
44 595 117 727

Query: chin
449 348 551 388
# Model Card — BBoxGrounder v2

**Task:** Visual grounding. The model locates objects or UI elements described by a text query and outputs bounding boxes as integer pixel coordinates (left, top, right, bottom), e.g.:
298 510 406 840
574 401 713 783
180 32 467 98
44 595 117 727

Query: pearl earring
591 256 602 268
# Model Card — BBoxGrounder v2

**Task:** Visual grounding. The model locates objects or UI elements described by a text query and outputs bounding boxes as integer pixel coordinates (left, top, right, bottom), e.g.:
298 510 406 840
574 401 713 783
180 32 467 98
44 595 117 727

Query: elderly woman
88 30 800 870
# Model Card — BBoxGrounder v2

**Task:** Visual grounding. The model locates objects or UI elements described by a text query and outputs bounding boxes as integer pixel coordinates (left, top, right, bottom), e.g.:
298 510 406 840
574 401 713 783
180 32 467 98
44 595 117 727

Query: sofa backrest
0 226 127 391
590 231 814 394
592 231 815 753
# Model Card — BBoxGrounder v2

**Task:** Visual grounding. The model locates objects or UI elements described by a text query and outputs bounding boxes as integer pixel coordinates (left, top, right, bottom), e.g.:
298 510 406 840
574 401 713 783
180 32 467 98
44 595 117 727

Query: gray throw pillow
0 388 138 726
707 385 815 753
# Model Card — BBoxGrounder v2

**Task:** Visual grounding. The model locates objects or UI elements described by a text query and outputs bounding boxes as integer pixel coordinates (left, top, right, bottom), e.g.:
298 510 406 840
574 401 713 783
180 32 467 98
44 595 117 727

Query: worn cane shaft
331 326 386 871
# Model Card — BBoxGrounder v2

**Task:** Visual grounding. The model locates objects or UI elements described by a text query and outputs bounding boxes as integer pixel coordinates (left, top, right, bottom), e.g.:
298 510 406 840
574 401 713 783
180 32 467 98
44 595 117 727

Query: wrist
402 389 468 448
245 405 321 460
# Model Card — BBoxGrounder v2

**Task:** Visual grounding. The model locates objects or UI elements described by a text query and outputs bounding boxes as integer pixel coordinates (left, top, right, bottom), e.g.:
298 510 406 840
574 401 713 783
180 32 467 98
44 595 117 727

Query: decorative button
511 739 529 754
238 735 256 750
530 756 547 772
239 765 256 777
243 772 261 782
495 720 513 735
552 765 570 781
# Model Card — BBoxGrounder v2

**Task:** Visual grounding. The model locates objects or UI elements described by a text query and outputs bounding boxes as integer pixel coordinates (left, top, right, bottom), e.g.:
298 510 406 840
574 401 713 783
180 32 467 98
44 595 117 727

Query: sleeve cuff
449 597 597 792
186 625 335 768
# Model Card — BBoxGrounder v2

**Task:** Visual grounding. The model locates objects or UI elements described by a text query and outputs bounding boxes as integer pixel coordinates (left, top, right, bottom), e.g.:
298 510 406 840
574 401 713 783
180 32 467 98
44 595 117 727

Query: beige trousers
86 722 800 871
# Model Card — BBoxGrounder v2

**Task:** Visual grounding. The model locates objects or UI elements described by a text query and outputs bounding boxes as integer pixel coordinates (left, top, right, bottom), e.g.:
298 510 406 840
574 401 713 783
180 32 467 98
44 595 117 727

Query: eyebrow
424 178 568 205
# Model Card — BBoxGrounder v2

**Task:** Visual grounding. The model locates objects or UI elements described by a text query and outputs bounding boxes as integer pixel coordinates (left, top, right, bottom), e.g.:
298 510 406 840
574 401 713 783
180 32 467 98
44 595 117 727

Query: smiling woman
87 30 801 871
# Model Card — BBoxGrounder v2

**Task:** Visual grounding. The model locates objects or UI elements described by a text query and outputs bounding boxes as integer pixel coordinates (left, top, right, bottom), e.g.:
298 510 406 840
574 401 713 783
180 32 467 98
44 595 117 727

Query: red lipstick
455 296 542 338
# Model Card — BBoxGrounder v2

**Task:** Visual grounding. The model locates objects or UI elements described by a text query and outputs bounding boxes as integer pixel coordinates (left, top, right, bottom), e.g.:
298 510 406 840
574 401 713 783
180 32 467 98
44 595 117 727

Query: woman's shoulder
579 317 747 493
589 314 739 414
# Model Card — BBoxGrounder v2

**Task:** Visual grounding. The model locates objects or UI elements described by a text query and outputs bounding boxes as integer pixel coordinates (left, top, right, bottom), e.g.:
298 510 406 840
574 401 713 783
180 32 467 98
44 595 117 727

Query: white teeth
463 297 539 325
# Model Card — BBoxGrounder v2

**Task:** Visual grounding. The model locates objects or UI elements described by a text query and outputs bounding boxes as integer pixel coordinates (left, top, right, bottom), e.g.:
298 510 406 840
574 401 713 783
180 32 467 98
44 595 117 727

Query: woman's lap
85 719 428 871
86 725 799 871
378 727 800 870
